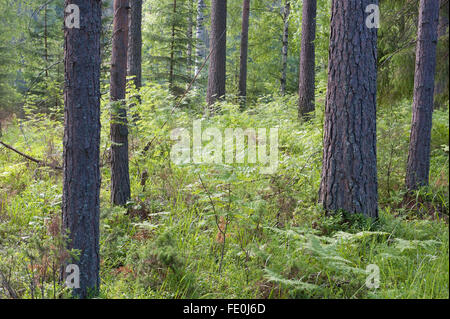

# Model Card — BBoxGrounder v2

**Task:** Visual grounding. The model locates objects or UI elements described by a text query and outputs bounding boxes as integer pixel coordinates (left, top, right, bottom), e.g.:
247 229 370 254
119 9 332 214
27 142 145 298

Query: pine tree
280 0 290 96
238 0 251 103
62 0 102 298
206 0 227 106
319 0 379 218
128 0 143 90
406 0 440 190
298 0 317 119
146 0 196 96
110 0 131 206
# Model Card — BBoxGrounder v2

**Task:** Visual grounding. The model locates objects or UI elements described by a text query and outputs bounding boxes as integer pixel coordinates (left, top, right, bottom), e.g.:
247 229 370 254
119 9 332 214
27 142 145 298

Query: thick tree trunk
298 0 317 119
62 0 102 298
195 0 207 77
280 0 290 96
238 0 250 102
206 0 227 106
319 0 379 218
406 0 439 190
110 0 131 206
127 0 142 90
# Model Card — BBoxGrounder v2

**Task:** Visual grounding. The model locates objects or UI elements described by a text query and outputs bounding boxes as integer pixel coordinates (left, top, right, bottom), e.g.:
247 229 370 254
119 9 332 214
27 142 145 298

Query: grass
0 88 448 299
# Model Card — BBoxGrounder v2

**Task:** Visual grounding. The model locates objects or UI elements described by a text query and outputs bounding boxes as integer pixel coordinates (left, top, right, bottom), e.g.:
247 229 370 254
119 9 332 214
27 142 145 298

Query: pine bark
127 0 142 90
280 0 290 96
62 0 102 298
238 0 250 102
206 0 227 106
319 0 379 218
110 0 131 205
298 0 317 119
406 0 439 190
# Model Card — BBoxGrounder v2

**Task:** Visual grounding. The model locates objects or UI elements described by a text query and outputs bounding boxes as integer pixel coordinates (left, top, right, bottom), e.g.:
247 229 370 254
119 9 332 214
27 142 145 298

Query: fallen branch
0 141 62 170
0 270 18 299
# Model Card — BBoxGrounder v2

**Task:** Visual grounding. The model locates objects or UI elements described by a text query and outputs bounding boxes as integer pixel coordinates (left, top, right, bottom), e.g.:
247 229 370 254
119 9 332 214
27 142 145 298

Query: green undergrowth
0 86 448 299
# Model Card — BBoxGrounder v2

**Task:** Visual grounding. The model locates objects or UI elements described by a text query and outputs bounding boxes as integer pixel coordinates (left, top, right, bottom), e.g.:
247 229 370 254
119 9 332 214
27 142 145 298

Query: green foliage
1 84 448 298
0 0 448 300
143 0 196 95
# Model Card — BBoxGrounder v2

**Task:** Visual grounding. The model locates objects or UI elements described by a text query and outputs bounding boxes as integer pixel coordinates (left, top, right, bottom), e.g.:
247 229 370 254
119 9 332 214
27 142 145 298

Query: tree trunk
62 0 102 298
44 4 48 78
238 0 250 103
195 0 207 77
206 0 227 106
319 0 379 218
110 0 131 206
187 0 194 78
433 0 448 108
298 0 317 119
127 0 142 90
406 0 439 190
169 0 177 90
280 0 290 96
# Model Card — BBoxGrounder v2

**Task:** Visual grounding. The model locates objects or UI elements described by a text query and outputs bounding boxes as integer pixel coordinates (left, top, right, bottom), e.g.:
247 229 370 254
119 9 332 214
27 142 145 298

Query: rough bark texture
406 0 439 190
206 0 227 106
238 0 250 101
110 0 131 206
298 0 317 119
127 0 142 90
280 0 290 96
62 0 102 298
319 0 379 218
195 0 207 77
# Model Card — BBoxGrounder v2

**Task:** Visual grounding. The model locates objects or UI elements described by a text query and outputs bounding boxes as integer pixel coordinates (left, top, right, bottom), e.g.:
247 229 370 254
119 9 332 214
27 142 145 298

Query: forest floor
0 88 448 299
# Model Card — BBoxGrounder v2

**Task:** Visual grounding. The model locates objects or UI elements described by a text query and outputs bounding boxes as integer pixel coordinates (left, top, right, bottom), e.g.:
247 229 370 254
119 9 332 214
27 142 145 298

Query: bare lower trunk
187 0 193 78
110 0 131 206
298 0 316 119
127 0 142 90
406 0 439 190
280 0 290 96
238 0 250 102
319 0 379 218
206 0 227 106
62 0 102 298
169 0 177 90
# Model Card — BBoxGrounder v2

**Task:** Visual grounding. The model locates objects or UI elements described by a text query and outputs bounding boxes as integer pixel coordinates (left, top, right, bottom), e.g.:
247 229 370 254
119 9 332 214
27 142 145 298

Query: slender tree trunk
110 0 131 206
280 0 290 96
62 0 102 298
238 0 250 103
127 0 142 90
187 0 194 78
195 0 207 77
298 0 317 119
169 0 177 90
319 0 379 218
44 4 48 78
206 0 227 106
406 0 439 190
434 0 448 108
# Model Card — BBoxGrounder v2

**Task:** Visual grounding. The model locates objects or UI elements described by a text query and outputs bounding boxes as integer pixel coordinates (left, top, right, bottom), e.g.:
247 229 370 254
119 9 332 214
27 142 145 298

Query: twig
0 270 18 299
0 141 62 170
